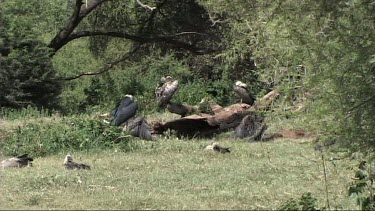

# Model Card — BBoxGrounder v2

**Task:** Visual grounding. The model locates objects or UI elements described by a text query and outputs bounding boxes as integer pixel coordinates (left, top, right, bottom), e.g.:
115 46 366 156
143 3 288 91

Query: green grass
0 136 360 210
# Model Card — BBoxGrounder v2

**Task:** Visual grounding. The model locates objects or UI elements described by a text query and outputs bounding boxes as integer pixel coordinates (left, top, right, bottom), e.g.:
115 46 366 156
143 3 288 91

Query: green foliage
279 192 318 211
0 106 51 120
0 0 62 109
0 40 62 108
174 80 208 105
348 160 375 210
52 37 104 114
1 0 374 154
1 116 136 157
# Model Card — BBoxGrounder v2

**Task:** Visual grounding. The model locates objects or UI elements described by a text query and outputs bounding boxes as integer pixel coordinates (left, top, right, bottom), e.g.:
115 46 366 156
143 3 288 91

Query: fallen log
153 104 251 138
251 90 280 111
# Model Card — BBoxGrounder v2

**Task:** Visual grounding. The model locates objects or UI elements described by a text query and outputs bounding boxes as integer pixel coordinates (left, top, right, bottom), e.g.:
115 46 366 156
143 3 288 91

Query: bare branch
207 11 228 27
345 95 375 118
135 0 156 11
138 0 167 33
172 32 207 36
59 45 140 81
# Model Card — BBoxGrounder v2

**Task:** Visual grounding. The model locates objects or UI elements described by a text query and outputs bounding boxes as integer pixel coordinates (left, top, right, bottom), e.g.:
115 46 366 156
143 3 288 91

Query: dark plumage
111 95 138 126
234 112 267 141
64 155 91 170
1 154 33 168
155 76 179 108
233 81 255 105
125 117 153 140
167 102 197 117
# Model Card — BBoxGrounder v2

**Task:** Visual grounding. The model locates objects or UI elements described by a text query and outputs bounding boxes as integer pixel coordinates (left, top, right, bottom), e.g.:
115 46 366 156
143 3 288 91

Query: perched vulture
155 76 179 108
111 94 138 126
1 154 33 168
233 81 255 105
64 154 91 170
234 112 267 141
204 142 231 153
125 117 153 140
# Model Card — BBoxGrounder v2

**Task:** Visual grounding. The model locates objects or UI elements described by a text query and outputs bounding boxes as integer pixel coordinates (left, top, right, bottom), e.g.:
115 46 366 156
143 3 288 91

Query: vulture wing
233 85 255 105
113 101 138 126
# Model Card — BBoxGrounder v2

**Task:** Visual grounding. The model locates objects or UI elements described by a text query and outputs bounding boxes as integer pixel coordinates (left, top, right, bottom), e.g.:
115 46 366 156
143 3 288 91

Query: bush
0 1 62 109
279 192 318 211
0 41 62 109
1 115 137 157
348 160 375 210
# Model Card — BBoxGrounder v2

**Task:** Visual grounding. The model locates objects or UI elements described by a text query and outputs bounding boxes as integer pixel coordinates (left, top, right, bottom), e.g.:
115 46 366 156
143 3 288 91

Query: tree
0 1 62 108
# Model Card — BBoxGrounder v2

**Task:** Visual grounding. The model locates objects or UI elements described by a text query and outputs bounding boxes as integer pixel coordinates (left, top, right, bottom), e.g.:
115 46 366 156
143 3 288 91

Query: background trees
0 1 62 108
0 0 374 149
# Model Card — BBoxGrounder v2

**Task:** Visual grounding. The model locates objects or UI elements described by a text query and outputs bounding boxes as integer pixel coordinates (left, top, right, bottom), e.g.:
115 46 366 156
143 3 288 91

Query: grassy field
0 135 360 210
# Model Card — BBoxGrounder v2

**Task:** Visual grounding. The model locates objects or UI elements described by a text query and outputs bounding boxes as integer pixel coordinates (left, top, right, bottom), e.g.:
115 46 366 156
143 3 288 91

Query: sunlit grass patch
0 137 358 210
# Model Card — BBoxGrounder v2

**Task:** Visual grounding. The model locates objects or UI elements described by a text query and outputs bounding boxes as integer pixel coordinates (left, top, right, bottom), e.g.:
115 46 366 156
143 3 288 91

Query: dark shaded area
153 106 251 138
153 116 220 138
126 117 153 141
234 112 266 141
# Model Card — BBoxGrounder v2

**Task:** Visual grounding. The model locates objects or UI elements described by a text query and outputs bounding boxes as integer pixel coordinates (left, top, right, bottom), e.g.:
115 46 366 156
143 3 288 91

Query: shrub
348 160 375 210
279 192 318 211
1 116 137 157
0 41 62 109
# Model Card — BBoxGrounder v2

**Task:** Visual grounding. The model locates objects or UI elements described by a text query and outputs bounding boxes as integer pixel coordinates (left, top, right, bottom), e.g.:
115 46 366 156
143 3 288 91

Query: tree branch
48 0 111 52
58 45 140 81
138 0 167 33
135 0 156 11
345 95 375 118
48 0 214 55
66 30 212 54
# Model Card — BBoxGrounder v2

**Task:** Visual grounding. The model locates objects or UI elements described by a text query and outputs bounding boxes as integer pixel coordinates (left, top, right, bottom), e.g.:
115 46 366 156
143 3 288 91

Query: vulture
64 154 91 170
155 76 179 108
233 81 255 105
1 154 33 168
234 112 267 141
204 142 231 153
111 94 138 126
125 117 153 140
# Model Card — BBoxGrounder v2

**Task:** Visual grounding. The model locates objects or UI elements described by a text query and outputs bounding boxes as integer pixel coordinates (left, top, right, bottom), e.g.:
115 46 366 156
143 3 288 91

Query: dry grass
0 135 359 210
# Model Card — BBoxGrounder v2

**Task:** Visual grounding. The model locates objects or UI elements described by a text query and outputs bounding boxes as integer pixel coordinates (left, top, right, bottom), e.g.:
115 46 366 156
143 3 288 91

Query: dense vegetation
0 0 374 209
1 0 373 150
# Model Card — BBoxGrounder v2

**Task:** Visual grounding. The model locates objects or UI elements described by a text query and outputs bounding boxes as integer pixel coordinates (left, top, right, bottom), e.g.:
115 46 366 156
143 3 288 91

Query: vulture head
235 81 248 88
